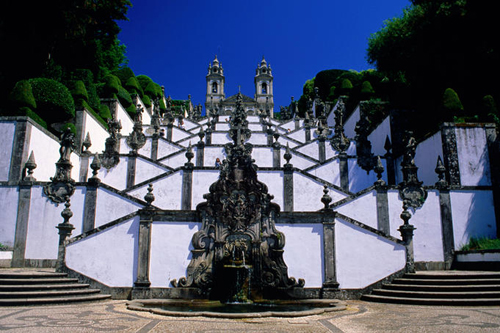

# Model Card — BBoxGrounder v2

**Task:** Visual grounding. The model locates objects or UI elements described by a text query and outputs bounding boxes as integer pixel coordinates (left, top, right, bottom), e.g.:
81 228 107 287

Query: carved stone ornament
126 109 147 153
398 133 427 209
330 98 350 152
100 118 122 169
172 98 304 300
44 128 76 203
354 114 376 173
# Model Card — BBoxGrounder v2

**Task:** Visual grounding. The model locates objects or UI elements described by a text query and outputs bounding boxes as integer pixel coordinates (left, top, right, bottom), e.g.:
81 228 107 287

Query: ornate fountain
171 93 304 302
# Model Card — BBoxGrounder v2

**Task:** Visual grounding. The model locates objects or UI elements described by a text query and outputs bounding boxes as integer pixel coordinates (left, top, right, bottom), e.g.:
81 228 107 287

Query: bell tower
205 55 225 111
254 56 274 114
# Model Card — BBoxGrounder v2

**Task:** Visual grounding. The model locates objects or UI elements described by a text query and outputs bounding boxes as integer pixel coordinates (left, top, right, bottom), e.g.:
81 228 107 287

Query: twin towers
205 56 274 116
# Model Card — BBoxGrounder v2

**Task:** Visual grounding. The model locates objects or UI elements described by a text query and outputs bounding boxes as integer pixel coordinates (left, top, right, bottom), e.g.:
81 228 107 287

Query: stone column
436 156 454 269
485 124 500 237
12 183 32 267
338 152 349 192
440 123 461 186
126 152 137 188
55 199 75 272
151 134 159 161
133 185 155 298
283 146 294 212
12 152 37 267
196 141 205 167
399 208 416 273
181 147 194 210
318 139 326 163
376 186 390 234
9 120 32 185
322 210 339 294
83 154 101 233
272 143 280 168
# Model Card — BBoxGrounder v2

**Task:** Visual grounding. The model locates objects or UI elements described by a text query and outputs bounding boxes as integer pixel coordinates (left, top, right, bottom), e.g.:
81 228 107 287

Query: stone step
0 272 68 279
383 283 500 292
404 272 500 279
0 289 102 298
392 277 500 285
362 294 500 306
371 288 500 299
0 283 90 291
0 270 110 306
0 294 111 306
0 278 80 285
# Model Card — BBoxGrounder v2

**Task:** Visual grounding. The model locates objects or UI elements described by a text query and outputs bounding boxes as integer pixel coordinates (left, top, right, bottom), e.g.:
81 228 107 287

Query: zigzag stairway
0 269 111 306
362 271 500 305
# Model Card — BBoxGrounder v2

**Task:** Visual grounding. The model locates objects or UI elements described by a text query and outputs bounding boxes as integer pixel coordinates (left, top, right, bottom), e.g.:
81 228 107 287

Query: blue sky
118 0 409 112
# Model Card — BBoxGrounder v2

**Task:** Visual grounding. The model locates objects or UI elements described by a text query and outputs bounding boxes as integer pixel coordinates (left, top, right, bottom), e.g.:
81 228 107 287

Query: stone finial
321 185 333 211
82 132 92 154
89 153 101 184
144 184 155 207
61 197 73 224
283 143 293 169
435 156 448 189
185 142 194 165
384 136 392 156
24 151 37 181
374 156 385 186
198 127 205 143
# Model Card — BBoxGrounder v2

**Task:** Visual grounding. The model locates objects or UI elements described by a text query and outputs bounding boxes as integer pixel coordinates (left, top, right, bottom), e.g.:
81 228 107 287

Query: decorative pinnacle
435 156 448 189
321 185 333 211
61 197 73 224
374 156 386 186
90 153 101 181
185 142 194 164
24 151 37 181
144 184 155 207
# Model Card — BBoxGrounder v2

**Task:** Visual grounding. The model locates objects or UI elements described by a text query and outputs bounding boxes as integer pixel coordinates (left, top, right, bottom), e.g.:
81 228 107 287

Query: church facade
205 56 274 117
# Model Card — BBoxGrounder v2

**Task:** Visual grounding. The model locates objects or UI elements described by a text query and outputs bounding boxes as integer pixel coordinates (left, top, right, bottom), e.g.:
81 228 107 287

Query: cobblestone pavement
0 300 499 333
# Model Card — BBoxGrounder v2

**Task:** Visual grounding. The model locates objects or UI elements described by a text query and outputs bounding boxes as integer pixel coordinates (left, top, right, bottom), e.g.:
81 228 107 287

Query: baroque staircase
0 270 111 306
362 271 500 305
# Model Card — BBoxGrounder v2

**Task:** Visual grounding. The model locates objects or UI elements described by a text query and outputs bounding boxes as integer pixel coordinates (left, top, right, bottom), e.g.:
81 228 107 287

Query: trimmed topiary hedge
28 78 75 124
103 74 121 99
71 80 89 102
9 80 37 110
125 76 143 96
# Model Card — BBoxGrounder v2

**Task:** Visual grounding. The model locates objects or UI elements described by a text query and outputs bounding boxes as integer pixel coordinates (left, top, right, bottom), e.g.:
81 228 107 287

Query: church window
261 82 267 94
212 82 218 93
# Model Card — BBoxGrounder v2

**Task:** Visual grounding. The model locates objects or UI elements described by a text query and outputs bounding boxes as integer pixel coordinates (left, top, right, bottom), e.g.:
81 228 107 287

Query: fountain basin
127 299 346 318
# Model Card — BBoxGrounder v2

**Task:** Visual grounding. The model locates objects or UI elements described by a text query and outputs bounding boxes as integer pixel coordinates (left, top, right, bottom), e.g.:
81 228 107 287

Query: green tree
1 0 131 106
442 88 464 120
367 0 499 116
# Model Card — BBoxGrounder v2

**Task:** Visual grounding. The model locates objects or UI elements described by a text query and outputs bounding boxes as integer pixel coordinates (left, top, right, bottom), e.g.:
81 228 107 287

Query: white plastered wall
149 222 200 287
451 190 496 249
94 187 143 228
66 216 139 287
0 122 16 181
335 218 406 289
99 156 128 190
82 111 108 154
128 172 183 210
24 186 85 260
277 224 324 288
0 187 19 247
336 191 378 229
455 126 491 186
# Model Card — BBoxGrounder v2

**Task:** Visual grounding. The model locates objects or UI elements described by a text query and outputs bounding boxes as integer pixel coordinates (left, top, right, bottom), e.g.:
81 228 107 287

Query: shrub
144 81 162 99
19 107 47 129
339 78 353 96
442 88 464 120
28 78 75 123
69 69 100 111
482 95 498 122
117 85 133 108
71 80 89 102
112 66 135 86
99 104 112 121
142 95 152 108
9 80 37 110
360 80 375 100
125 76 143 96
61 122 77 135
460 237 500 251
136 75 154 92
103 74 121 98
